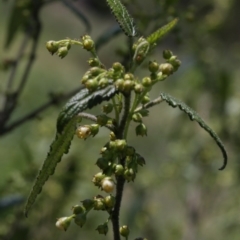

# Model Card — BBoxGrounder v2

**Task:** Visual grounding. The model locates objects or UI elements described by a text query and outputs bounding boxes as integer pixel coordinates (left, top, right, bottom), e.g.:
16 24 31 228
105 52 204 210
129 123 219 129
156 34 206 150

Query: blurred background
0 0 240 239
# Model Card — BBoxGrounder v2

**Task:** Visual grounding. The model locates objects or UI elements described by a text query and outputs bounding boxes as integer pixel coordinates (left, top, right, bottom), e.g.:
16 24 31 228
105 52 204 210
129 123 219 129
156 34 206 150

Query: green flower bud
141 95 150 104
57 46 68 58
92 172 105 186
104 195 116 209
72 205 85 214
81 199 94 211
134 83 144 94
142 77 152 87
94 198 105 210
90 124 99 137
124 168 136 181
85 79 98 92
88 58 100 67
46 41 59 55
102 103 113 114
113 62 124 72
120 225 130 237
101 177 115 193
114 164 124 176
115 79 124 91
123 80 135 93
115 139 127 151
90 67 104 76
96 222 108 235
126 146 136 156
148 60 159 73
81 74 90 84
97 114 110 126
135 123 147 136
159 63 174 75
99 78 109 88
109 132 116 141
82 35 94 51
163 50 173 59
74 213 87 227
55 216 72 231
124 73 134 80
132 113 142 122
76 125 91 139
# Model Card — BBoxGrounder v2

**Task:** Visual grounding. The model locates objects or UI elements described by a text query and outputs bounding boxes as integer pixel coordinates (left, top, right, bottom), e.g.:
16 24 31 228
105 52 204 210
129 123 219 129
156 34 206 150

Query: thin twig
134 95 164 112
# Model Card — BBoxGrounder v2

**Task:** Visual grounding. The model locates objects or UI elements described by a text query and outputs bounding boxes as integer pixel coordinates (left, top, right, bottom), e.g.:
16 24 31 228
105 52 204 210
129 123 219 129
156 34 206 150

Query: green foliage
24 116 81 217
159 92 227 170
106 0 137 37
57 86 118 133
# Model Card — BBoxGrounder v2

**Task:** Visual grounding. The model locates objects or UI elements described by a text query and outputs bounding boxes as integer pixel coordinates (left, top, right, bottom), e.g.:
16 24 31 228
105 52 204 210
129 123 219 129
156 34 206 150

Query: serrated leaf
57 85 117 133
159 92 227 170
24 116 81 217
106 0 137 37
147 18 178 49
5 0 32 49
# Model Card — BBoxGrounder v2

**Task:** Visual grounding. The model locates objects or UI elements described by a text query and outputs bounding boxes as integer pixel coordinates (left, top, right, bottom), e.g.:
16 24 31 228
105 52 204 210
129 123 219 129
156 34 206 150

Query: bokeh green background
0 0 240 239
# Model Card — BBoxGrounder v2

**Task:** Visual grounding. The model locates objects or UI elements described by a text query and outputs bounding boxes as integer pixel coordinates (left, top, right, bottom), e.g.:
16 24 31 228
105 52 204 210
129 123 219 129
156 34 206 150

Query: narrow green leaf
147 18 178 49
159 92 227 170
57 85 117 133
105 0 137 37
24 116 81 217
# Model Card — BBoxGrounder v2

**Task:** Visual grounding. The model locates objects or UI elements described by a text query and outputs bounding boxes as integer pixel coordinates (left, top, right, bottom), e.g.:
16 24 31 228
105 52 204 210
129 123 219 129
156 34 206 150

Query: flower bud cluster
46 40 71 59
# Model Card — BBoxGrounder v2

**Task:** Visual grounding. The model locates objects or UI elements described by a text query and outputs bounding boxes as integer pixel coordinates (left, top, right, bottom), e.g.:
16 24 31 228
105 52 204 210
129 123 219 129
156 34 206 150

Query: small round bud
109 131 116 141
135 123 147 136
90 67 104 76
97 114 110 126
90 124 99 137
114 164 124 176
102 103 113 114
113 62 124 72
124 168 136 181
81 199 94 211
57 46 68 58
148 61 159 73
81 74 90 84
163 50 173 59
123 80 135 93
72 205 85 214
142 77 152 87
104 195 116 209
85 79 98 92
83 39 94 51
46 41 58 55
92 172 105 186
88 58 100 67
120 225 130 237
132 113 142 122
99 78 109 88
115 139 127 151
141 95 150 104
101 177 115 193
115 79 124 91
93 198 105 210
134 83 144 94
159 63 174 75
96 223 108 235
124 73 134 80
56 216 72 231
76 125 91 139
74 213 87 227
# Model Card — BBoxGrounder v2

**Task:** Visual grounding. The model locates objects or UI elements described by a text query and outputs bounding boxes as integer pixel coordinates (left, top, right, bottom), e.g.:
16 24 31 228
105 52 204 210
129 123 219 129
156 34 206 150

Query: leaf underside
57 85 117 133
106 0 137 37
24 116 81 217
159 92 228 170
146 18 178 49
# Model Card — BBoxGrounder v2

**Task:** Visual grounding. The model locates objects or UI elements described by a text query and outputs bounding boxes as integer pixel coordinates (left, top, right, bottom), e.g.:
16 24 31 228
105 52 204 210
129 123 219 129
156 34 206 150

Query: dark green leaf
105 0 137 37
57 85 117 133
160 92 227 170
24 116 81 217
